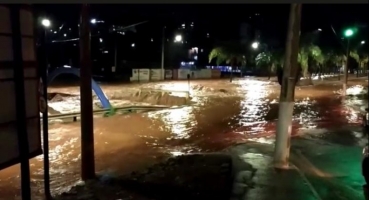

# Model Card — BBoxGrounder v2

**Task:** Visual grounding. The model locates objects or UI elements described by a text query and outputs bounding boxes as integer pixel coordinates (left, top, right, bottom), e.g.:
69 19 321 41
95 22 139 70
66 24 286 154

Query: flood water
0 77 367 199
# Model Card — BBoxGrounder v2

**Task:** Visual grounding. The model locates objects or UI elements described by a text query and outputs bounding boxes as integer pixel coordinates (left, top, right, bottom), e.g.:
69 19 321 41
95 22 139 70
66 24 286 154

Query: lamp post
161 27 165 80
342 28 354 96
40 17 52 199
41 18 51 69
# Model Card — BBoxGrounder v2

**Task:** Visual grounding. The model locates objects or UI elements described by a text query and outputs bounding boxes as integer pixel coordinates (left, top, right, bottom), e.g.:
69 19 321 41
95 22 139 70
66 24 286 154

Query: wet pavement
0 77 368 199
228 143 319 200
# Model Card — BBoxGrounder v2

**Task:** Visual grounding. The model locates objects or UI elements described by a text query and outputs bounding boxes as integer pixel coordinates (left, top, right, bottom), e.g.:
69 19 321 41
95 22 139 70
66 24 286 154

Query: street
0 77 367 199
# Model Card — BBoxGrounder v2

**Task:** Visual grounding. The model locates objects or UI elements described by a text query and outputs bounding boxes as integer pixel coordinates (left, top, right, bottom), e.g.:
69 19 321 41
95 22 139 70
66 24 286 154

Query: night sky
33 4 367 44
33 4 368 68
34 4 367 31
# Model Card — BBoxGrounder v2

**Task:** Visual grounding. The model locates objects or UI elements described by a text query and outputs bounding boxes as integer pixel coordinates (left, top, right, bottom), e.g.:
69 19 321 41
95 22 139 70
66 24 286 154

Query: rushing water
0 78 366 199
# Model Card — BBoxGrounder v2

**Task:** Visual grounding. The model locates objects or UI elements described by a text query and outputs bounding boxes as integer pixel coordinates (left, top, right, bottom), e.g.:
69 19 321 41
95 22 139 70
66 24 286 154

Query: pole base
364 185 369 200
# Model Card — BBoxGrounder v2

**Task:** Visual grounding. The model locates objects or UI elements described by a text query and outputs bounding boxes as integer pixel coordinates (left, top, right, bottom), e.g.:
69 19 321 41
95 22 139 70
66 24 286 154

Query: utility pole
342 28 354 96
161 26 165 80
10 5 31 199
274 3 302 169
343 38 350 96
79 4 95 180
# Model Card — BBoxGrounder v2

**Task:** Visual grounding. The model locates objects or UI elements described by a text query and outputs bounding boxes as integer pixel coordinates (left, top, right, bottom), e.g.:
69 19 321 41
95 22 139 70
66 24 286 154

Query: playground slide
47 67 112 109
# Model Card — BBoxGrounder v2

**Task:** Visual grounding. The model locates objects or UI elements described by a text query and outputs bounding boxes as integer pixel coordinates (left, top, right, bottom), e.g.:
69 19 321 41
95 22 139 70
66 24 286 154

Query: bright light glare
41 19 51 27
251 42 259 49
318 28 322 31
131 43 135 47
91 19 96 24
362 40 365 44
174 35 182 42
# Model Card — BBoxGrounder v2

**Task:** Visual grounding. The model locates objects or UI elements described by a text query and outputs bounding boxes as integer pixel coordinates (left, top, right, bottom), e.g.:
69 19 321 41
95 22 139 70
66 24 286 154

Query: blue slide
47 67 112 110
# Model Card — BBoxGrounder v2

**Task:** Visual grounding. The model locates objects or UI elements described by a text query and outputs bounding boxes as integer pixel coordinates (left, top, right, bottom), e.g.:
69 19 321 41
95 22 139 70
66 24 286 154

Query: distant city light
54 31 57 34
41 19 51 27
63 33 67 37
318 28 322 31
91 19 96 24
131 43 135 47
99 38 103 43
361 40 365 44
151 38 154 42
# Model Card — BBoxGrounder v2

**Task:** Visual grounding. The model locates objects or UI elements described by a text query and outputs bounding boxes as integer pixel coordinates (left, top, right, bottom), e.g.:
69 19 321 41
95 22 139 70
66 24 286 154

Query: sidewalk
225 127 367 200
226 142 319 200
291 134 365 200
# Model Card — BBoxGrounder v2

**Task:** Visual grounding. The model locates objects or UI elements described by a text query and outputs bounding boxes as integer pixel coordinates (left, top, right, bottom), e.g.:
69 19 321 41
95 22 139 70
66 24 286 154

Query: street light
41 19 51 27
344 29 354 37
362 40 366 44
40 18 51 69
318 28 322 31
174 34 182 43
251 42 259 49
91 19 96 24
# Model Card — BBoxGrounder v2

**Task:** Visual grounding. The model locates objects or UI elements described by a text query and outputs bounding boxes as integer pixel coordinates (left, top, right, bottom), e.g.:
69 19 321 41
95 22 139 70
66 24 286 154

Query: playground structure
47 67 191 118
47 67 112 110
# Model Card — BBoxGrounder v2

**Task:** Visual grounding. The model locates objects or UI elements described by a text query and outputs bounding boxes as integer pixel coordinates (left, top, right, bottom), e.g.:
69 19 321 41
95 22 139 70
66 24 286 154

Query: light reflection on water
147 107 196 140
0 79 366 199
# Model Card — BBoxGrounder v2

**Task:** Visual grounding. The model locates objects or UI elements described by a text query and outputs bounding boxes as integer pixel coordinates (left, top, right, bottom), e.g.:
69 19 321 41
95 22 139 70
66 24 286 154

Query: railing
45 105 170 122
137 88 190 99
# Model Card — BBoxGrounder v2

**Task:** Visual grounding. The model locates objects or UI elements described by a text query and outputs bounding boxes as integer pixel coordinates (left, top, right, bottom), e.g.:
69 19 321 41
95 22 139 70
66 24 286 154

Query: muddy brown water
0 78 367 199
